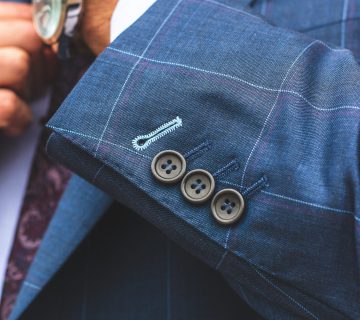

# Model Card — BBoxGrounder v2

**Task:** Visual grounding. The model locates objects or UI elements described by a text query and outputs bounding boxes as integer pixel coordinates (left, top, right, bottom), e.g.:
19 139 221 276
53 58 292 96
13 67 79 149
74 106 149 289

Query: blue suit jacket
11 0 360 319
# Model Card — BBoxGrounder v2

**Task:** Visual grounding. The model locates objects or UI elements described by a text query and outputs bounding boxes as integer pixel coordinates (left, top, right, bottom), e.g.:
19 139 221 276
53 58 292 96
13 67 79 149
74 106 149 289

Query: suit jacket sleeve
46 0 360 318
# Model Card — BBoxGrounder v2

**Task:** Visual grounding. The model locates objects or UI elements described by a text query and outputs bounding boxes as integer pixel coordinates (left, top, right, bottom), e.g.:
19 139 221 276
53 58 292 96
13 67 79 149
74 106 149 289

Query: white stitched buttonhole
132 116 183 151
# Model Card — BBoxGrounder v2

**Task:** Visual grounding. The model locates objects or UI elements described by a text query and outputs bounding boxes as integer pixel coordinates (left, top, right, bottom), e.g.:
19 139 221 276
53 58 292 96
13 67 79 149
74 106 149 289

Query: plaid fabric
10 0 360 319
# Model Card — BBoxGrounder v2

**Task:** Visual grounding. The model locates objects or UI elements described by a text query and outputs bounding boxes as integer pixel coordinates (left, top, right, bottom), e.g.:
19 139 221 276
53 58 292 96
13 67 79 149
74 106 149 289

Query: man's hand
0 2 50 136
80 0 118 56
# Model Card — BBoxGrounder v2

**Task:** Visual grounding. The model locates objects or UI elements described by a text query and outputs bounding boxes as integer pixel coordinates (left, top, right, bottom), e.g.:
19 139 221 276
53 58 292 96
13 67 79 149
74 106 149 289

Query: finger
81 0 118 55
0 89 32 136
0 47 31 95
0 20 42 54
0 3 32 20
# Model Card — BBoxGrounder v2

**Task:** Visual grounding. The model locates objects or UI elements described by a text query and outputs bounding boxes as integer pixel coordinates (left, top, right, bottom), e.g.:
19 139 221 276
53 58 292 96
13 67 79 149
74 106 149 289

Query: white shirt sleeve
110 0 157 42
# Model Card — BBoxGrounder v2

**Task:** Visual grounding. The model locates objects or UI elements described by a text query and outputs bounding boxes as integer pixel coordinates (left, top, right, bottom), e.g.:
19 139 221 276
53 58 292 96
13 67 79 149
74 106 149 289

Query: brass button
181 169 215 204
151 150 186 184
211 189 245 225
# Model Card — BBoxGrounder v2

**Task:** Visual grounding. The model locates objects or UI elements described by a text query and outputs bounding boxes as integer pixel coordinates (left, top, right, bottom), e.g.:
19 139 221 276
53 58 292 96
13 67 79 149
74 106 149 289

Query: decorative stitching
240 40 320 187
281 89 360 111
47 125 152 160
219 180 246 190
261 190 356 216
219 179 356 217
242 175 268 197
252 268 320 320
23 281 41 290
107 46 358 112
219 176 268 196
132 116 182 151
215 251 228 270
89 141 321 320
316 40 349 52
216 227 232 270
43 123 354 320
106 48 279 91
94 0 184 156
49 125 357 220
184 140 211 160
213 160 239 178
92 165 105 183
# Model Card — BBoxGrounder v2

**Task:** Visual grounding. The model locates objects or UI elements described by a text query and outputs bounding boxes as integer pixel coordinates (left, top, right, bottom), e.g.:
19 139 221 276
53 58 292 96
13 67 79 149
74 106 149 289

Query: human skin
0 2 54 136
80 0 119 56
0 1 116 136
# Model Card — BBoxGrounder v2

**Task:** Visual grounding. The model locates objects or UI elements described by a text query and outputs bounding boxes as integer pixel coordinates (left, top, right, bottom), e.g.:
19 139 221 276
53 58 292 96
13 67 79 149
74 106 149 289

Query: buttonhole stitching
242 175 269 197
184 140 211 162
213 160 240 178
132 116 182 151
219 175 269 198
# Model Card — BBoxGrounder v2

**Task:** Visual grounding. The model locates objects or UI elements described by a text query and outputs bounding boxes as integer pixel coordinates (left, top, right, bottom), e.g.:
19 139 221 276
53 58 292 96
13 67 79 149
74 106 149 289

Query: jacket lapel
9 175 113 320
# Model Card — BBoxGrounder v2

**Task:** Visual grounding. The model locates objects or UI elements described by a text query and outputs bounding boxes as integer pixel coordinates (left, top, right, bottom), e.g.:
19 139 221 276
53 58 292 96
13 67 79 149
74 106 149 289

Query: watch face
33 0 63 43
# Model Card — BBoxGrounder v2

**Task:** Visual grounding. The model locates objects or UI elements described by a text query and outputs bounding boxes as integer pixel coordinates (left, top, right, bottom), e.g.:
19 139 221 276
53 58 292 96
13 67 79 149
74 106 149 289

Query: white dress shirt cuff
110 0 157 42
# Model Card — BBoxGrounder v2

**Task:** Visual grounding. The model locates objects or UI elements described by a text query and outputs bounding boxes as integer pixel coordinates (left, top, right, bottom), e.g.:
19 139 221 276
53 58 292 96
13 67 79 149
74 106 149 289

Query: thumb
0 89 32 136
80 0 118 55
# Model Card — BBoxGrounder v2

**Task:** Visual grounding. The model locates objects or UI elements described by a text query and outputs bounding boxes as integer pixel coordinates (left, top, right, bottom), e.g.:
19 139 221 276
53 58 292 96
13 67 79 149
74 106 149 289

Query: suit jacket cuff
47 0 360 318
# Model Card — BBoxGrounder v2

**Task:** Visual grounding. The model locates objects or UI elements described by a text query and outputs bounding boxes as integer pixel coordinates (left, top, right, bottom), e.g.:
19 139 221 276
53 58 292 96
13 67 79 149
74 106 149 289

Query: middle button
181 169 215 204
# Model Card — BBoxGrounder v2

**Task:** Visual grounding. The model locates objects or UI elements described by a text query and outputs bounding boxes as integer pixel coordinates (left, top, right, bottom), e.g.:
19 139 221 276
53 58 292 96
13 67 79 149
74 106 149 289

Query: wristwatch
32 0 83 58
